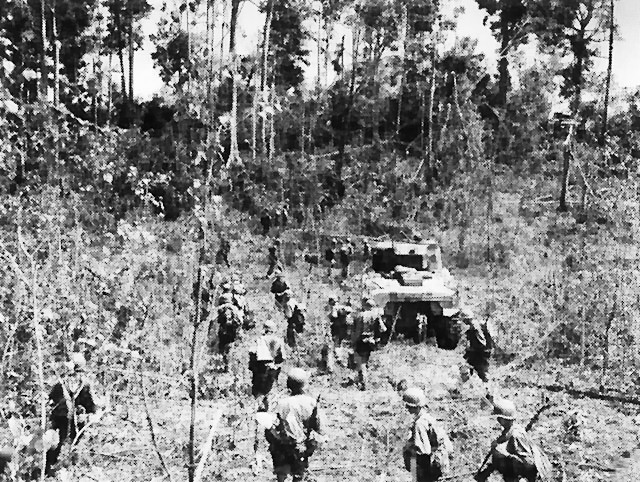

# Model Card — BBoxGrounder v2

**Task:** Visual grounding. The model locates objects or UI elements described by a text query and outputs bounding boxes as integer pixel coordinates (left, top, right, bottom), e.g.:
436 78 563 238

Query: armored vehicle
364 239 462 349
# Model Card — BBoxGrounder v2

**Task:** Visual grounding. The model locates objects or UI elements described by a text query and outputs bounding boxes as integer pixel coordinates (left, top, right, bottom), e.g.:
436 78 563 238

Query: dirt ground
54 246 640 482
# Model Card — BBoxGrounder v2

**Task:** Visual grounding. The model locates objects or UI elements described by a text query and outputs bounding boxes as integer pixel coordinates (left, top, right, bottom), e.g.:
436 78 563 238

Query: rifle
475 399 553 481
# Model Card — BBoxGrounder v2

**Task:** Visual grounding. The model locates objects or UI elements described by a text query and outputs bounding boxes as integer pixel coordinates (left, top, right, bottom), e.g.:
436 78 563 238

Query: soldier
362 240 371 259
402 387 452 482
339 238 354 278
281 205 289 228
324 238 337 277
270 272 291 311
46 353 98 475
461 309 495 383
216 236 231 267
267 239 282 277
350 297 386 390
265 368 323 482
475 398 551 482
325 297 352 372
261 209 272 236
284 298 306 348
249 320 286 411
212 292 243 371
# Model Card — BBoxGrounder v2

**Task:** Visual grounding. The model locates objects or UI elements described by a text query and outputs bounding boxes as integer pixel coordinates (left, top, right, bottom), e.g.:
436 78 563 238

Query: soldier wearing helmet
402 386 452 481
476 398 551 482
266 239 282 277
350 297 386 390
324 238 337 277
461 308 495 383
47 353 99 474
265 368 323 482
270 272 291 311
249 320 286 411
339 238 354 278
284 299 306 348
211 291 243 371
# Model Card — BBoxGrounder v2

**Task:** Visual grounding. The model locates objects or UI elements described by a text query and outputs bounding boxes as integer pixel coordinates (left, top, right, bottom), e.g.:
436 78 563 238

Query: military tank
363 239 462 349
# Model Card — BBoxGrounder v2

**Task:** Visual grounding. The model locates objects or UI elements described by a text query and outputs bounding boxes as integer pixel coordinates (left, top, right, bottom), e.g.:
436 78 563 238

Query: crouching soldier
212 293 243 371
47 353 98 475
475 398 552 482
461 309 495 383
350 297 386 390
249 320 286 411
402 387 452 482
265 368 322 482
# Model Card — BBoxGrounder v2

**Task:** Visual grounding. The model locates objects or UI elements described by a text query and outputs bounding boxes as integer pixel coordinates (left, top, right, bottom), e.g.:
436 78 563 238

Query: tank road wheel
435 316 462 350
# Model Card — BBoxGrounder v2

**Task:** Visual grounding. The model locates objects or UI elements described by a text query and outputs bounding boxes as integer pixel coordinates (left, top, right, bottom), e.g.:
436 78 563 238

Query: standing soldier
270 272 291 311
249 320 286 411
265 368 323 482
461 309 495 383
475 398 552 482
362 240 371 260
350 297 386 390
339 238 354 278
402 387 453 482
261 209 272 236
284 298 306 348
324 238 337 277
212 292 243 371
46 353 98 475
281 205 289 228
326 297 352 371
216 236 231 267
267 239 282 277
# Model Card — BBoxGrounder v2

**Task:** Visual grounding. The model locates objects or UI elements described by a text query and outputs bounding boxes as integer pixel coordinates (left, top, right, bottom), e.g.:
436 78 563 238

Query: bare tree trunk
119 45 126 99
107 53 113 126
128 17 134 102
228 0 241 165
601 0 614 147
396 4 408 136
559 125 574 212
497 10 510 106
52 0 59 106
40 0 49 101
261 0 274 157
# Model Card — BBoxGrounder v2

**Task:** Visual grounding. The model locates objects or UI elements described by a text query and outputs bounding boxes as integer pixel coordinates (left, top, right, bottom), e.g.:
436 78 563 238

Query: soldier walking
402 387 452 481
284 298 306 348
461 309 495 383
265 368 323 482
270 272 291 311
216 236 231 267
324 238 337 277
261 209 272 236
46 353 98 475
475 398 552 482
211 292 243 371
350 297 386 390
325 297 352 371
267 239 282 277
339 238 353 278
249 320 286 411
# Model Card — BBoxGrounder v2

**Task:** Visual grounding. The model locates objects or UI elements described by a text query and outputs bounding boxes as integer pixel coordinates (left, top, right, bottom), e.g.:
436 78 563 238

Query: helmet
221 281 232 292
331 238 337 244
362 297 375 308
264 320 278 333
218 293 234 305
66 353 87 373
492 398 516 420
287 368 310 386
459 307 474 321
327 297 336 305
274 239 281 245
345 238 351 243
403 387 426 408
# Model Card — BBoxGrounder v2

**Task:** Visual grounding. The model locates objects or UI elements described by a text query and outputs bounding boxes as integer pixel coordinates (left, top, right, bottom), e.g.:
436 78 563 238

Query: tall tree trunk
396 4 408 136
228 0 241 165
261 0 274 158
128 16 134 102
601 0 614 146
119 45 126 99
39 0 49 101
497 10 510 106
52 0 59 106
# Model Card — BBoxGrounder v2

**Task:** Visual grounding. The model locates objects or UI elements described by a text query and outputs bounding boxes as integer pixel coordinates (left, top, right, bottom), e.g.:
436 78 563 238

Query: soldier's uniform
462 310 495 382
46 354 97 474
261 210 272 236
328 300 352 345
476 399 551 482
265 369 322 482
324 239 337 277
339 240 353 278
402 387 452 482
284 299 306 348
250 321 286 410
216 237 231 267
212 294 243 370
267 241 282 276
351 299 386 390
271 274 291 310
